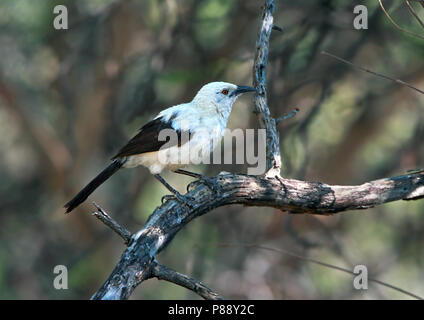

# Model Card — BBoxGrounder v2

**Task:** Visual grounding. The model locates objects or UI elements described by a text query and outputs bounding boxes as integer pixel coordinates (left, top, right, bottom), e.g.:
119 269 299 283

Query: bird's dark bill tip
232 85 257 96
64 204 72 214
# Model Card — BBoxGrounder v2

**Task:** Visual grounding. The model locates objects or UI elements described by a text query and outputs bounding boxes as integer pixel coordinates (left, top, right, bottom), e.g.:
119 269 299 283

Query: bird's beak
230 86 257 97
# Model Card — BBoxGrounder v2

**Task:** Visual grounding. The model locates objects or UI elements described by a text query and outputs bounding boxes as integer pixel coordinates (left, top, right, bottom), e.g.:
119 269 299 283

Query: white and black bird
64 81 256 213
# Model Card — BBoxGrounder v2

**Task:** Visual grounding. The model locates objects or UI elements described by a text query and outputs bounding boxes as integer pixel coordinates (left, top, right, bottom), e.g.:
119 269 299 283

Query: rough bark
253 0 281 174
91 171 424 299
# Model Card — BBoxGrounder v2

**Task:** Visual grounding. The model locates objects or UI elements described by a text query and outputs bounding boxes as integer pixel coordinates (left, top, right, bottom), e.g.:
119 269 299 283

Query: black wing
111 116 190 159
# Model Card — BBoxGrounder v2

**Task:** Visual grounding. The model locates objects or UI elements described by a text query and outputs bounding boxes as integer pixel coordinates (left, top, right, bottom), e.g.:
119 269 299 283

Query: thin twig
275 108 299 124
210 243 423 300
407 0 424 9
272 25 283 32
321 50 424 95
406 168 424 174
151 262 224 300
91 202 132 245
379 0 424 40
405 0 424 30
253 0 281 174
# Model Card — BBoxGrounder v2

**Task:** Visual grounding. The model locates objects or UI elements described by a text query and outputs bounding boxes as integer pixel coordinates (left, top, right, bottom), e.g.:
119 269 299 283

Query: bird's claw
187 180 199 192
186 176 220 195
201 177 220 194
161 195 175 204
161 192 196 209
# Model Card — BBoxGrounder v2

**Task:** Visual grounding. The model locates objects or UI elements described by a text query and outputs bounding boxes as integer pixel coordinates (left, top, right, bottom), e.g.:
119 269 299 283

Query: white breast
124 101 231 174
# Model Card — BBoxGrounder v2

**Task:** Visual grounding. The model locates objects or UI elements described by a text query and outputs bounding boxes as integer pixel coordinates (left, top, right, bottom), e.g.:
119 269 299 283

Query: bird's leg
173 169 219 194
154 174 195 208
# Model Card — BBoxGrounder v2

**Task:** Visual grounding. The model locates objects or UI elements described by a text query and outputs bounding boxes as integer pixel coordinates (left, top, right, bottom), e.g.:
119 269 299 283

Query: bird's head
192 81 256 112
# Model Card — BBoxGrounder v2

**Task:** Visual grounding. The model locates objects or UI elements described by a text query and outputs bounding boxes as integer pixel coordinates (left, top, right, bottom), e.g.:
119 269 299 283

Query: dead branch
253 0 281 175
91 202 132 245
91 170 424 299
90 202 223 300
149 262 224 300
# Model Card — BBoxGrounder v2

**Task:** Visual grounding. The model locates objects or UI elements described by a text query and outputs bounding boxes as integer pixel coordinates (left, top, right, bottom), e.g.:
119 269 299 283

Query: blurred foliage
0 0 423 299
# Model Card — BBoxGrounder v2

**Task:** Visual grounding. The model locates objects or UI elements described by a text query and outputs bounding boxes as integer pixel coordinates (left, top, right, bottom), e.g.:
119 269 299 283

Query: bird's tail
64 159 124 213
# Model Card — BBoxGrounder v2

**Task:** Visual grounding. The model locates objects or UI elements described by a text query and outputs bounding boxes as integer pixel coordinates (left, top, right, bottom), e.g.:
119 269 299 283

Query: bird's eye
221 89 229 95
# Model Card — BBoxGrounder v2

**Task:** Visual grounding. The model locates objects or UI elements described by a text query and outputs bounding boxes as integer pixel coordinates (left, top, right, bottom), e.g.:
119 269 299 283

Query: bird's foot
187 175 220 195
161 191 196 209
